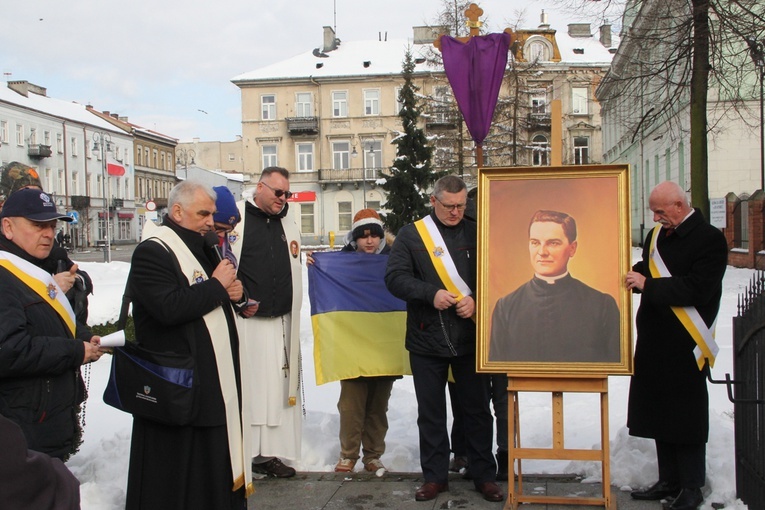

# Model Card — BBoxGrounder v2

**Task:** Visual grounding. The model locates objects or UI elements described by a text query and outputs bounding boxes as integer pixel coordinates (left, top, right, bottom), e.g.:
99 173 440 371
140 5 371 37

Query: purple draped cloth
440 32 511 145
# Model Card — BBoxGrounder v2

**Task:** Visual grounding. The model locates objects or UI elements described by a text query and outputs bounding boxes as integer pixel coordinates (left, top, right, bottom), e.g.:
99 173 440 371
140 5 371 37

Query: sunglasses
261 181 293 199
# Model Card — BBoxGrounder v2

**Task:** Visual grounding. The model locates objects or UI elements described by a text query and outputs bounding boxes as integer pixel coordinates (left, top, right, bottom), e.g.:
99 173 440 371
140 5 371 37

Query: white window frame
56 133 63 153
296 92 312 117
296 143 314 172
364 89 380 116
43 130 51 146
332 91 348 118
531 94 547 114
532 134 549 166
0 120 7 144
332 141 351 169
572 87 589 115
16 124 24 146
29 127 37 145
261 94 276 120
262 144 278 169
300 203 315 235
338 201 353 231
573 136 590 165
70 137 78 157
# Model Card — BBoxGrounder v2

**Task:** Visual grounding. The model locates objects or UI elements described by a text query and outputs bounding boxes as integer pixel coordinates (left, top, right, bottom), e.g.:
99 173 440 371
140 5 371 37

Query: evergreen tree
380 49 445 234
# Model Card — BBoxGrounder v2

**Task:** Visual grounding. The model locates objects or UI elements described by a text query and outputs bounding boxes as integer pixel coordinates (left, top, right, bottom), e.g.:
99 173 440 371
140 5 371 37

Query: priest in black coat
125 181 251 510
489 209 620 363
625 181 728 510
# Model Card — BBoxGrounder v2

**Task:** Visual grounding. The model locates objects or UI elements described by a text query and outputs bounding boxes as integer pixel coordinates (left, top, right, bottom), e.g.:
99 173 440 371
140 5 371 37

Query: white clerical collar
535 271 569 284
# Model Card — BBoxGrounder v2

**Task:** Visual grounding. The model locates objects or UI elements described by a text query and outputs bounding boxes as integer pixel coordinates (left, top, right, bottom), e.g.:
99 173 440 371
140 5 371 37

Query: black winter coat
0 237 88 460
627 210 728 444
127 218 239 427
385 213 476 357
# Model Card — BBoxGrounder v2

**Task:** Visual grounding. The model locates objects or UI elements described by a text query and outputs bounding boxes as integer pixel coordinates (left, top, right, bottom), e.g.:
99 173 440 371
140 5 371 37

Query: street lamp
364 142 376 209
92 131 112 263
747 37 765 191
176 148 196 171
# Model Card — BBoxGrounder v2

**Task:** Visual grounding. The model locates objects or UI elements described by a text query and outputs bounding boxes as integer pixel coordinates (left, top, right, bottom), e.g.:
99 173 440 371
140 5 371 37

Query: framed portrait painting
476 165 633 376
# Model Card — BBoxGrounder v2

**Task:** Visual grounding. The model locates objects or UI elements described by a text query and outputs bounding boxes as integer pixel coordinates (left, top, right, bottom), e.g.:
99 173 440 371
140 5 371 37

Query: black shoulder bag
102 240 198 426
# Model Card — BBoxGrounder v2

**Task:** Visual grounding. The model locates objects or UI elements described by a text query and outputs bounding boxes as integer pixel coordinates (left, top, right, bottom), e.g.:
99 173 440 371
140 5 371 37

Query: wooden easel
504 376 614 510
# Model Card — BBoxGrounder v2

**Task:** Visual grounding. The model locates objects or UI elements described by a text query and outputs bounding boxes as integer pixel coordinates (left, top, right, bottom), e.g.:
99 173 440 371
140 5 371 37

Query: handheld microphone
204 230 224 262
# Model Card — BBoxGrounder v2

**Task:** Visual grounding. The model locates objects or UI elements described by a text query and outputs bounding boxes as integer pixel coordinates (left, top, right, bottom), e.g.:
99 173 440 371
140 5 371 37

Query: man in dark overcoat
385 175 502 503
625 181 728 510
125 180 252 510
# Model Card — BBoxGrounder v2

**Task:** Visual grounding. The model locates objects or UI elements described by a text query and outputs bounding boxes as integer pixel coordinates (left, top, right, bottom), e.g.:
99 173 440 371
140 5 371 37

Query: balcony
285 116 319 135
318 167 384 189
425 108 459 130
528 112 551 129
110 198 124 210
28 144 52 158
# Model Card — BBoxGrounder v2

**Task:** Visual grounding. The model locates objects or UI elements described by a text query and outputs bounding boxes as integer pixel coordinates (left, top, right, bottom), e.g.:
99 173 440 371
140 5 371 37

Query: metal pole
760 67 764 191
95 132 112 263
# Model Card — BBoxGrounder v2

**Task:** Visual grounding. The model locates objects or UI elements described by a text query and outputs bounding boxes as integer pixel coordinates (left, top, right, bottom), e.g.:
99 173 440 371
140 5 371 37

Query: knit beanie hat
213 186 241 226
351 208 384 241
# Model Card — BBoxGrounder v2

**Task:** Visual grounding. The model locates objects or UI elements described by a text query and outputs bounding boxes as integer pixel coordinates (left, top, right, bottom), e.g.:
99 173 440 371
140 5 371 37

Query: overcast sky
1 0 617 143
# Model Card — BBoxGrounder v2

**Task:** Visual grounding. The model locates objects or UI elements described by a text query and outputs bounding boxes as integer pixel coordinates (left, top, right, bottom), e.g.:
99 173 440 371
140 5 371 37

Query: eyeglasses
435 197 467 212
261 181 293 199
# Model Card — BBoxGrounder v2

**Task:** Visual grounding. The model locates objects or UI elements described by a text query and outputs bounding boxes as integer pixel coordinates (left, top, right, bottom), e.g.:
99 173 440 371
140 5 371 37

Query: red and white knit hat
351 208 384 240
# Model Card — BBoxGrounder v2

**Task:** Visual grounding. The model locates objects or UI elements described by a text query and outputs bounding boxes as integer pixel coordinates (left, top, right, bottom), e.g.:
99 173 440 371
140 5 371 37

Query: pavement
246 472 664 510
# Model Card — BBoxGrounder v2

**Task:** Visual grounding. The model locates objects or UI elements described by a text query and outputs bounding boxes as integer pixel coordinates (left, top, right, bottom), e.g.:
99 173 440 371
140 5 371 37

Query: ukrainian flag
308 251 410 385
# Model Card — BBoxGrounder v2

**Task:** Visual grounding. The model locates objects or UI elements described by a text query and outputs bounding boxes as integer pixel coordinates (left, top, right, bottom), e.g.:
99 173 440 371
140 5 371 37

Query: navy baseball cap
0 188 73 222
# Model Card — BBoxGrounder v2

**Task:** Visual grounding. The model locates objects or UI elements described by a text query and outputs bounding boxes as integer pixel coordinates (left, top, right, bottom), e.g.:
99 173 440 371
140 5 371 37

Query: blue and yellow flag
308 251 410 385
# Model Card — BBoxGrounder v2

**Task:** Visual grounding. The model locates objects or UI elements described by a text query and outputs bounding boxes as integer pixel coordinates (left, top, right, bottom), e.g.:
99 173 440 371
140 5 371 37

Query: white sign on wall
710 197 726 229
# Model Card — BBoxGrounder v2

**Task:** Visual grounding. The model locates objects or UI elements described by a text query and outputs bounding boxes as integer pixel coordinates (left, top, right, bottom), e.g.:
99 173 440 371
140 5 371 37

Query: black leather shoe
668 488 703 510
476 481 504 502
252 458 296 478
631 480 681 500
415 482 448 501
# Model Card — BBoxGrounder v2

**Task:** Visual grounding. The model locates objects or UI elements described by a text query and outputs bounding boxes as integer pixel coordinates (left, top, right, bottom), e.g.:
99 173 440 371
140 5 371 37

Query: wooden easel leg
504 388 521 510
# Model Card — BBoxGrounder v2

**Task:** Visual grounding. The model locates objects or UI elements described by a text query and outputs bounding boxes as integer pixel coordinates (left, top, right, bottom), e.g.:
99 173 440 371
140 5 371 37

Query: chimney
539 10 550 29
111 113 119 119
323 26 339 52
600 23 613 48
7 80 47 97
568 23 592 38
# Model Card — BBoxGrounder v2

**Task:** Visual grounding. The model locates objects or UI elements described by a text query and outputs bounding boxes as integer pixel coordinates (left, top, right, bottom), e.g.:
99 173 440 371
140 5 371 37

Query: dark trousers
450 373 508 456
410 351 495 486
656 440 706 489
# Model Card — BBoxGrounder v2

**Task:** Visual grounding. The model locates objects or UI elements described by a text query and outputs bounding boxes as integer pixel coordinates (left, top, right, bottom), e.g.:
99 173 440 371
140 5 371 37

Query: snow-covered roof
0 82 126 135
555 30 615 65
232 39 431 83
232 24 614 83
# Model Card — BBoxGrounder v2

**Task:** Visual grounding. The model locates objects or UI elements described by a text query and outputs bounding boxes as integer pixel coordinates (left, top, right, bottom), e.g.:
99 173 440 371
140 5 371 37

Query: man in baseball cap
0 187 105 465
0 188 72 260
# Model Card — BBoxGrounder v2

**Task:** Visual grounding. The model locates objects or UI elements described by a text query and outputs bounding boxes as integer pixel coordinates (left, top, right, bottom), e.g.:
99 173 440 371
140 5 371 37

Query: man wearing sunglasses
229 167 303 479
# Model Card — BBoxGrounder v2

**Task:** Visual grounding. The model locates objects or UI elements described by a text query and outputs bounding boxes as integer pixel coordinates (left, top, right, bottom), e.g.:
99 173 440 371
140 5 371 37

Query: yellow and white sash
648 224 719 369
0 251 76 336
145 227 254 496
414 216 472 301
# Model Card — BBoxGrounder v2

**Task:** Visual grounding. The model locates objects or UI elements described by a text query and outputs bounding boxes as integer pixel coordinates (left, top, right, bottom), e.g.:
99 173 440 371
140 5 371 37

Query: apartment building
232 13 615 244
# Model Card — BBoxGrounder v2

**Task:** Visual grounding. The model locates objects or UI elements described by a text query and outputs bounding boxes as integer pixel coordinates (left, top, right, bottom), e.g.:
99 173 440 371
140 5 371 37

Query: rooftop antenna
333 0 337 35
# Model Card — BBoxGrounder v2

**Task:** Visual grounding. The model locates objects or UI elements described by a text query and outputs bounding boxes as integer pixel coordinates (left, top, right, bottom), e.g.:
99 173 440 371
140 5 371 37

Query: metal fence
728 271 765 509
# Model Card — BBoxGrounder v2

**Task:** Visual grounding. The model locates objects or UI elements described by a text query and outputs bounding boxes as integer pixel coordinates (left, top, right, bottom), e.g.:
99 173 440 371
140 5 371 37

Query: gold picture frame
476 165 633 376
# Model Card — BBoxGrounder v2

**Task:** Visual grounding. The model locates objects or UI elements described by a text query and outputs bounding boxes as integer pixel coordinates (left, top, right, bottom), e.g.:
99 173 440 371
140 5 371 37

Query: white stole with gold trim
145 226 254 496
